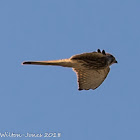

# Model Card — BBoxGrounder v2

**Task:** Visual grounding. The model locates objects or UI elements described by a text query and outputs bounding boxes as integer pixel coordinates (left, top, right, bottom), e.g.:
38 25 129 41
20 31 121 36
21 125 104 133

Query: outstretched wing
71 52 108 69
73 67 110 90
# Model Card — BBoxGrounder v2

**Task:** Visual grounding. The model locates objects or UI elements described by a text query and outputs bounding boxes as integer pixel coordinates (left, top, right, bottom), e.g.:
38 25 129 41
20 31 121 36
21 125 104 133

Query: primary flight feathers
22 49 117 90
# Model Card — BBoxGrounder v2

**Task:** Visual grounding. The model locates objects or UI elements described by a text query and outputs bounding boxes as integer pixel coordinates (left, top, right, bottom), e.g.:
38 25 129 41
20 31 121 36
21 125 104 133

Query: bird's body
22 49 117 90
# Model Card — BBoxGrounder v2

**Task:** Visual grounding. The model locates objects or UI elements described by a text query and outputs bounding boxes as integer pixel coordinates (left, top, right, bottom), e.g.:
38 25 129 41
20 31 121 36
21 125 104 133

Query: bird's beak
115 60 118 63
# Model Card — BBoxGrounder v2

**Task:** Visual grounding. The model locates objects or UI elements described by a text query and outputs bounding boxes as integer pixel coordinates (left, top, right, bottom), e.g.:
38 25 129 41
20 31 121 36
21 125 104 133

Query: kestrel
22 49 117 90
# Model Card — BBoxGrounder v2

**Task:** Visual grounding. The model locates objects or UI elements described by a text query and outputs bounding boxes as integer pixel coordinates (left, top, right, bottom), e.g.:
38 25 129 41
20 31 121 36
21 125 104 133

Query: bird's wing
70 52 108 69
73 67 110 90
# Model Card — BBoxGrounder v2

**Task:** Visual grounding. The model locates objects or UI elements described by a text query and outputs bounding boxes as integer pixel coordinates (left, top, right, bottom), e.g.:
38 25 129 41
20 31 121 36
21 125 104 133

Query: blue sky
0 0 140 140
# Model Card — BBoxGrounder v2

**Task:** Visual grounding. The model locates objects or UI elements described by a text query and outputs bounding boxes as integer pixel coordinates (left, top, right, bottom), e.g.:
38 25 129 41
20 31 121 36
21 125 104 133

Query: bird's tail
22 59 73 67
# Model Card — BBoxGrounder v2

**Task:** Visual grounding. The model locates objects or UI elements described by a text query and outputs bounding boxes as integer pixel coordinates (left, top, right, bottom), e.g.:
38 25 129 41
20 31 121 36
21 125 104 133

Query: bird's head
106 53 117 66
97 49 118 66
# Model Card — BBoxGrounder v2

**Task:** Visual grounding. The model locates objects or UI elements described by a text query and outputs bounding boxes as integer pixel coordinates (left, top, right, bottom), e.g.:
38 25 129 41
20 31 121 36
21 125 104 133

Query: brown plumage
22 49 117 90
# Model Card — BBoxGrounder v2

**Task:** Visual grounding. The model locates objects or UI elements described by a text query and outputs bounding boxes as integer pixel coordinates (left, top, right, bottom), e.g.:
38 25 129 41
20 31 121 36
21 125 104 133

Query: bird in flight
22 49 117 90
